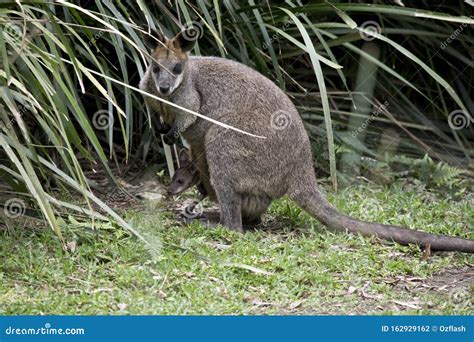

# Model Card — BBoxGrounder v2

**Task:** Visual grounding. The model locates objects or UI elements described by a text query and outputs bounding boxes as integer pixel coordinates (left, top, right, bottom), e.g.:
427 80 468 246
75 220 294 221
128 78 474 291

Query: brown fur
151 40 188 62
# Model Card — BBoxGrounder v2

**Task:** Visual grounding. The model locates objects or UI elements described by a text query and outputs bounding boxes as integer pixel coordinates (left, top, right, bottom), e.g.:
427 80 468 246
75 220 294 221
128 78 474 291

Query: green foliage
388 154 463 188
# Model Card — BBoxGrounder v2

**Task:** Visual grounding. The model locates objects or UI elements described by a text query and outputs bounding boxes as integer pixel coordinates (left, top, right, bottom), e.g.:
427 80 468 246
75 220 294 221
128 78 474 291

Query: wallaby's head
168 149 199 196
142 27 197 97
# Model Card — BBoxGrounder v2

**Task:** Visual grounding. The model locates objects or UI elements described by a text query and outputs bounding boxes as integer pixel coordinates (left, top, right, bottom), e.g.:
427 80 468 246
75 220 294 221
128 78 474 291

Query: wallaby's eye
177 179 184 184
173 63 183 74
153 65 160 74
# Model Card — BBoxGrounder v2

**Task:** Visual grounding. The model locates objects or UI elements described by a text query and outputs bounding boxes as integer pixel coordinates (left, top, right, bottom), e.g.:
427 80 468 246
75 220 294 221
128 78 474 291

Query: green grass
0 181 472 315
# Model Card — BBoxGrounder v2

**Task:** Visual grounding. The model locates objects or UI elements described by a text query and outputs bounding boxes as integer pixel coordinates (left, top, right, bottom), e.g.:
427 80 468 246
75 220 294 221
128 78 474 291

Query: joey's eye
177 179 184 184
153 65 160 73
173 63 183 74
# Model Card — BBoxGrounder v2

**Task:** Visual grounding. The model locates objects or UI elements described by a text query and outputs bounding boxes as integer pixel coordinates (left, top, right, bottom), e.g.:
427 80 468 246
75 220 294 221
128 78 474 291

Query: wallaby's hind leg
214 184 243 232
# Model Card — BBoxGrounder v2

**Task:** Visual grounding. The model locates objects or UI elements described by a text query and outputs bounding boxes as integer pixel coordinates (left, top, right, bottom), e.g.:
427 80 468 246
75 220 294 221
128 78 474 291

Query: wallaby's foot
177 210 220 228
178 210 205 223
213 185 244 233
241 217 263 231
183 201 202 217
219 221 244 233
179 215 211 226
243 216 262 226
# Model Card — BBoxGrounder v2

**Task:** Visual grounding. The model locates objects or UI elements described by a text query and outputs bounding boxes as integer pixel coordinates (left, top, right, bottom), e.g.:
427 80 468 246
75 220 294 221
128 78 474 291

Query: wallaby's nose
159 86 170 94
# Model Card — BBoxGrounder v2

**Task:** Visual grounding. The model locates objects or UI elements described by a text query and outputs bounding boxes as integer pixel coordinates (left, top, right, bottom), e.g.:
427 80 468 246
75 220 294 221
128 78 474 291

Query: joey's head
142 27 198 97
167 149 199 196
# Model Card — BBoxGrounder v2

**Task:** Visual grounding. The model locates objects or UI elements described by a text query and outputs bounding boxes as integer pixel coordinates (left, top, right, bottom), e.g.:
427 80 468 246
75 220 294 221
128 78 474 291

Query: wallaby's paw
177 213 218 227
183 202 201 218
156 121 172 134
163 130 180 145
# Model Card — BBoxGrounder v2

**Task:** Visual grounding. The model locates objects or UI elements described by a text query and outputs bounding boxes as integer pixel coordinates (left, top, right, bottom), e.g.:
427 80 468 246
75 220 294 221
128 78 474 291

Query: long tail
291 187 474 253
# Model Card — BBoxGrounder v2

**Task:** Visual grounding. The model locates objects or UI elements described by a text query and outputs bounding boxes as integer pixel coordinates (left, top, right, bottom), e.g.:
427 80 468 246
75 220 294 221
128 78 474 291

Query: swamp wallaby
139 28 474 253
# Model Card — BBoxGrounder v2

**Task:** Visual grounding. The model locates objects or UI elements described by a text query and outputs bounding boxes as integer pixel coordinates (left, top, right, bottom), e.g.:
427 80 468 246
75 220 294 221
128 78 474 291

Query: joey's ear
178 148 190 165
172 27 199 52
141 26 165 51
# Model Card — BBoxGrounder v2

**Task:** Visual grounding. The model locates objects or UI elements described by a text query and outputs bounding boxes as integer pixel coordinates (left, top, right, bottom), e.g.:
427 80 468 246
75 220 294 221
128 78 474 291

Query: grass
0 181 472 315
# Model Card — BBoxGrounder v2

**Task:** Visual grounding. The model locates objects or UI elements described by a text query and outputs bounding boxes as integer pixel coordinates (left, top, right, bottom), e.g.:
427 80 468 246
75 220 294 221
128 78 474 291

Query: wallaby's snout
155 78 171 97
159 85 170 95
167 174 184 196
167 168 196 196
152 61 185 97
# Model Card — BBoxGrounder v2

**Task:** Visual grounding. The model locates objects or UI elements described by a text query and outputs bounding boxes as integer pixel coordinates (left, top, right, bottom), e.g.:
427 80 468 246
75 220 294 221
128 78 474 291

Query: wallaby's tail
290 186 474 253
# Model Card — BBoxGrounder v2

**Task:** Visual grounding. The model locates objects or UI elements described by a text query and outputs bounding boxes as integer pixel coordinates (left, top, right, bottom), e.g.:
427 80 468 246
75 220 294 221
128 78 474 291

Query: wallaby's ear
178 148 190 166
141 26 165 51
172 27 199 52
